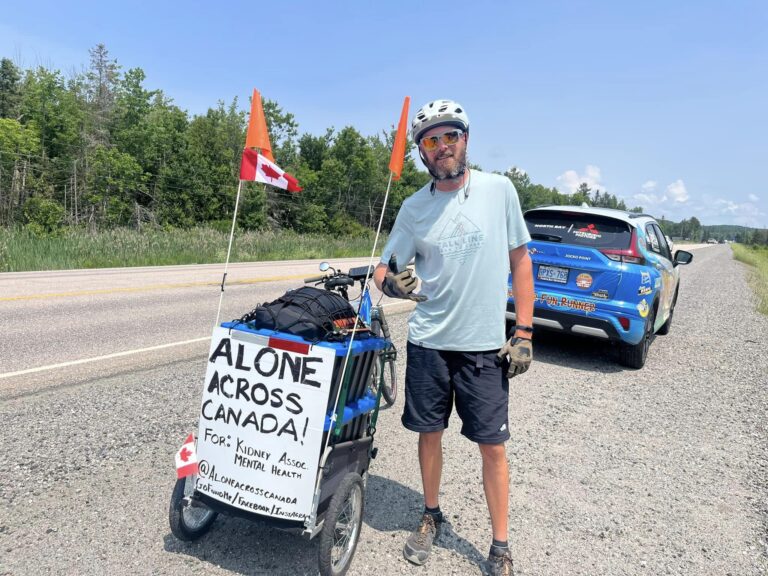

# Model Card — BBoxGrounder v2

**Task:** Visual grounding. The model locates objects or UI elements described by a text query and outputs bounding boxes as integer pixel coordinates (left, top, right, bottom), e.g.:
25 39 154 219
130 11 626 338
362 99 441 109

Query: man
373 99 535 576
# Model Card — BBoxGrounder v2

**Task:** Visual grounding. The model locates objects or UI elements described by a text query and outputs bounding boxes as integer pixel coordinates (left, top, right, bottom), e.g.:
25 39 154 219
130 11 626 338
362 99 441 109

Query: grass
0 227 385 272
731 244 768 315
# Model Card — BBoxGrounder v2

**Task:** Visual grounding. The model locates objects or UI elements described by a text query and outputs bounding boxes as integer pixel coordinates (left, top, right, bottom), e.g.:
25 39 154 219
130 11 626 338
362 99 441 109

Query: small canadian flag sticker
175 434 199 479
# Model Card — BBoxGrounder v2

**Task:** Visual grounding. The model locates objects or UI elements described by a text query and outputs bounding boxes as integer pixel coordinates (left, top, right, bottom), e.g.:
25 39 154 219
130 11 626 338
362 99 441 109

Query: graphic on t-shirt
437 213 485 264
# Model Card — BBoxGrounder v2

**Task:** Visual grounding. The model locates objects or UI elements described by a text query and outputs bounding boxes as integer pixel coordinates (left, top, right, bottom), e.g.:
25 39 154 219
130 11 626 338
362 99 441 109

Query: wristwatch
514 324 534 334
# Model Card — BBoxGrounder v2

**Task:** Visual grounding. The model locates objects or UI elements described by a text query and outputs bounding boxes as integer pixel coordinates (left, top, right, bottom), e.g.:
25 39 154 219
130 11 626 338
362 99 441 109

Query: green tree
23 196 64 235
263 98 299 167
183 99 243 224
84 146 146 227
142 96 191 226
111 68 157 164
0 58 22 119
85 43 120 146
0 118 41 224
570 182 590 205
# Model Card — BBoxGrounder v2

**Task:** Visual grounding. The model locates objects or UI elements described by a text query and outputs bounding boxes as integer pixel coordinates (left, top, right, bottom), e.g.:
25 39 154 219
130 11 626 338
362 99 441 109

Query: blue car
507 206 693 368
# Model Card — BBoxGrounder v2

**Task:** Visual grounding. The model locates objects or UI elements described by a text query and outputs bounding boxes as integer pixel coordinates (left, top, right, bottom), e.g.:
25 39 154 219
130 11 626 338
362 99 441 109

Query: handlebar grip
304 275 327 283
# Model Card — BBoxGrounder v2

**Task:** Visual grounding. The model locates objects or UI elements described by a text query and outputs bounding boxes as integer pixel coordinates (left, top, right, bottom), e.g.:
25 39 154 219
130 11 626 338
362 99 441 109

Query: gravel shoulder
0 245 765 576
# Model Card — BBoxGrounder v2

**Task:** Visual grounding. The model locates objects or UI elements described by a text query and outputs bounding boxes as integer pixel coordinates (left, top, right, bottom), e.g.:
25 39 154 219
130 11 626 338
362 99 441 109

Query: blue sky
2 0 766 227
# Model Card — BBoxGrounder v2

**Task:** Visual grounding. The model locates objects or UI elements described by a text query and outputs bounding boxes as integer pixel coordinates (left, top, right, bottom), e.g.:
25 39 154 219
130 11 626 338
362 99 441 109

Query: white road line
0 301 412 381
0 337 211 380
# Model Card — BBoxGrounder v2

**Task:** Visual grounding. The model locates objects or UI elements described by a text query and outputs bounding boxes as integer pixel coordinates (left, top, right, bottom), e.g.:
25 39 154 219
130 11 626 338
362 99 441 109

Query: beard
424 146 467 180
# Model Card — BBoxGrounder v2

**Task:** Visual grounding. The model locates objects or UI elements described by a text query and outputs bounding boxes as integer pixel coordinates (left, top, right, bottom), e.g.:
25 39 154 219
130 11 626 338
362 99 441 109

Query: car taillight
618 316 630 330
600 229 645 265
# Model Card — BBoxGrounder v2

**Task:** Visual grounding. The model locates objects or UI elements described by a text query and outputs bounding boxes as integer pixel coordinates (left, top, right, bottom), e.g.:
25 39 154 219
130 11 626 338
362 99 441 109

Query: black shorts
402 341 510 444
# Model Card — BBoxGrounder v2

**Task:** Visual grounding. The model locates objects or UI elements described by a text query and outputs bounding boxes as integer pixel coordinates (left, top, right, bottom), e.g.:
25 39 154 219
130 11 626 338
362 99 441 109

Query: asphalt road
1 245 766 576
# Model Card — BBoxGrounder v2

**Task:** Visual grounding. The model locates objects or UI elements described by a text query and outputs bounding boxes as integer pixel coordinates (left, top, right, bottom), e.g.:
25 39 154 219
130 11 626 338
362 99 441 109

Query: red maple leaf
260 163 282 180
179 446 192 462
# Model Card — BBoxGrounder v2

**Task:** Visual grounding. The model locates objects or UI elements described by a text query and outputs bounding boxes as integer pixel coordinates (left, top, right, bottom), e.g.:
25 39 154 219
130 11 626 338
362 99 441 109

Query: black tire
368 349 397 407
169 475 218 541
318 473 365 576
370 318 397 407
657 288 678 335
618 308 656 369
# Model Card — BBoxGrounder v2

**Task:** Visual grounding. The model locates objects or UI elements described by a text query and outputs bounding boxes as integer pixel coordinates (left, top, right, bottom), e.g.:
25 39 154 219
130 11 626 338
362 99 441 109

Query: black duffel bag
236 286 359 342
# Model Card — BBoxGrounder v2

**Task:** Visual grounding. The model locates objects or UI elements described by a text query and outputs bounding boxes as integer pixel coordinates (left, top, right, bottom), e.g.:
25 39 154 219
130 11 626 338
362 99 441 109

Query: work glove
381 254 428 302
496 337 533 378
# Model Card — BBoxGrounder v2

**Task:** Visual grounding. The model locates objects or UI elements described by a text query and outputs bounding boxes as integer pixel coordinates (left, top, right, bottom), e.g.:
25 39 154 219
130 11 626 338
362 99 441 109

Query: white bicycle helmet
411 99 470 143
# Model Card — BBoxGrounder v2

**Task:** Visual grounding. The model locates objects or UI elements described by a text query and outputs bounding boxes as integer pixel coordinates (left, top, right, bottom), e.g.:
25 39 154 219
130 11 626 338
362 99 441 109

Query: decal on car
565 254 591 261
576 273 593 289
638 285 652 296
654 278 661 288
573 223 602 240
637 299 650 317
591 289 609 299
539 293 597 313
641 271 651 284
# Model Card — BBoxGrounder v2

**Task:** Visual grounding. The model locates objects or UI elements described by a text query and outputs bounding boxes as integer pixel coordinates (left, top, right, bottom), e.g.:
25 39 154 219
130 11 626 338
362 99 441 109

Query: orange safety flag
388 96 410 181
245 88 274 162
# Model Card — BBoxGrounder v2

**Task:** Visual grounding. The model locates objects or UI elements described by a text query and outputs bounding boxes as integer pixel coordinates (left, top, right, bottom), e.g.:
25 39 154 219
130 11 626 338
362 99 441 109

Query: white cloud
666 179 689 203
706 198 767 226
635 192 665 206
629 180 766 226
714 199 739 214
556 164 604 194
641 180 657 193
629 179 689 219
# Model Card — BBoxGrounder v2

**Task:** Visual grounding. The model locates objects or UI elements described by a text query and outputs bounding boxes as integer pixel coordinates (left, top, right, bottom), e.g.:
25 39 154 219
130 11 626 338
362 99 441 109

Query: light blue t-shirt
381 170 530 351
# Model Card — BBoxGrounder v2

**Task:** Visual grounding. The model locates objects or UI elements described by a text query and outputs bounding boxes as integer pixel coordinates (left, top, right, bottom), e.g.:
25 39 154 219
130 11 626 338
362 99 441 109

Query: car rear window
525 210 632 250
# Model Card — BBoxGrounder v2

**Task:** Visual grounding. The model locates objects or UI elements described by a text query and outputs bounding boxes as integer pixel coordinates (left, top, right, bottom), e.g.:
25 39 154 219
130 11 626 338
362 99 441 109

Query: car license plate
537 265 569 284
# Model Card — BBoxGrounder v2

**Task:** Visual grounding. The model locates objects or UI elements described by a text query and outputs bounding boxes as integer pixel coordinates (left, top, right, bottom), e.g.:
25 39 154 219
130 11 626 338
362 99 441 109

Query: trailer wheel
318 472 365 576
169 475 218 541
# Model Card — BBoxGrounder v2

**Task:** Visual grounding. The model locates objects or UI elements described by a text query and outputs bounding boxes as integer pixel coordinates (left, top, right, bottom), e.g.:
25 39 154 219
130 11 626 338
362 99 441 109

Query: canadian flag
175 433 199 479
240 148 302 192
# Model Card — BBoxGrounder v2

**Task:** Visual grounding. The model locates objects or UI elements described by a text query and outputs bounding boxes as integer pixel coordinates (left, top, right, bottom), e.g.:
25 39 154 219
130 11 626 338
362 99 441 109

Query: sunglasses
419 129 464 152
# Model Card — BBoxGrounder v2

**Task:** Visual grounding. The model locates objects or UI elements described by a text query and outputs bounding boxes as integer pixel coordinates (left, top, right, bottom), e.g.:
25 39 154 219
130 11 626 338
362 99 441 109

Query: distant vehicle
707 238 718 244
507 206 693 369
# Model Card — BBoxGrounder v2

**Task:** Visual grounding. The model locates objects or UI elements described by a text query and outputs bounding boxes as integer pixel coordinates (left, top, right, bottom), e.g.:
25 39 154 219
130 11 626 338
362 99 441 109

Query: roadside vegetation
2 45 767 273
732 244 768 315
0 227 380 272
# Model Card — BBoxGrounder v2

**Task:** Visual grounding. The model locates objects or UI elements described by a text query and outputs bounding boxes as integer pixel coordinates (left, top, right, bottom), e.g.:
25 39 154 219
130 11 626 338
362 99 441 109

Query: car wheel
618 307 656 369
657 288 678 336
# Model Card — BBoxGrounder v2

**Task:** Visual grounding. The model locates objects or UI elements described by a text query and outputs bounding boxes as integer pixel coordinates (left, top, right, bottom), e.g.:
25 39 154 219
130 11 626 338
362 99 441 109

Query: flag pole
321 168 395 452
322 98 407 441
214 178 244 328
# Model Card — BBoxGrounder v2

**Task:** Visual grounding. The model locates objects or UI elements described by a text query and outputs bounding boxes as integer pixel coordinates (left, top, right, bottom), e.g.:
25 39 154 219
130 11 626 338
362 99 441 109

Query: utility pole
73 158 78 225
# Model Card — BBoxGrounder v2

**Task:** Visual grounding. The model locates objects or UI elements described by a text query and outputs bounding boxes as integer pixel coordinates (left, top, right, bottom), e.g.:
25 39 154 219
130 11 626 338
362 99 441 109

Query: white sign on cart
195 326 336 521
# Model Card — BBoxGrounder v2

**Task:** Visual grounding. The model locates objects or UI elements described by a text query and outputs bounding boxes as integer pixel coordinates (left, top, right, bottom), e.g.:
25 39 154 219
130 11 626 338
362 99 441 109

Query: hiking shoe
486 549 515 576
403 512 441 565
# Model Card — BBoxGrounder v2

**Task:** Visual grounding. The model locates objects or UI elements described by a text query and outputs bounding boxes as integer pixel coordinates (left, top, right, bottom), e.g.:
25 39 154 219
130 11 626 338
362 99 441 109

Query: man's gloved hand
382 267 428 302
382 253 428 302
496 337 533 378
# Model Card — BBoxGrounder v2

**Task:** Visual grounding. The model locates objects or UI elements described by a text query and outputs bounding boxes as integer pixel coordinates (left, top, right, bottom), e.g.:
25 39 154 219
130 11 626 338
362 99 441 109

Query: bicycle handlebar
304 274 327 283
